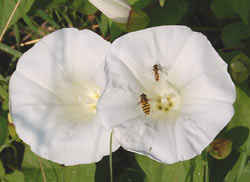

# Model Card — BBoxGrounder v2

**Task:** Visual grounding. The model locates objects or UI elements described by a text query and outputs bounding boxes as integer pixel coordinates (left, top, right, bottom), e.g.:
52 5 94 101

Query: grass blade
0 42 22 58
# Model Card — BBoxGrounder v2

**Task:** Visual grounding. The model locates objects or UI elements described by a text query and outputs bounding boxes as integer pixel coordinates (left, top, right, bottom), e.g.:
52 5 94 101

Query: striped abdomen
154 72 159 81
141 103 150 115
153 64 160 81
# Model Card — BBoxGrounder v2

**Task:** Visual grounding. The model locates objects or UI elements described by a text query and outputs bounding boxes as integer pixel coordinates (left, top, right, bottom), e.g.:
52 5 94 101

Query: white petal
167 31 235 90
89 0 131 23
109 26 193 86
99 26 235 164
181 68 236 104
9 28 119 165
175 100 234 161
98 50 145 128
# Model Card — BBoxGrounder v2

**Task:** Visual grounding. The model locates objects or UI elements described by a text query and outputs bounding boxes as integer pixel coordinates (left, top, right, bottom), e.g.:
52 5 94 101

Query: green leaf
237 160 250 182
0 0 35 38
0 85 7 100
22 145 96 182
0 160 5 176
13 24 20 49
115 7 149 32
29 0 66 14
127 7 149 32
0 42 22 58
4 170 24 182
227 0 250 25
128 0 153 9
77 1 97 15
2 95 9 111
210 0 236 19
98 14 109 37
147 0 188 26
227 86 250 134
219 50 242 64
135 154 206 181
22 14 40 35
222 85 250 181
224 152 247 182
0 117 8 147
36 9 60 29
221 22 250 48
49 0 69 6
109 20 124 42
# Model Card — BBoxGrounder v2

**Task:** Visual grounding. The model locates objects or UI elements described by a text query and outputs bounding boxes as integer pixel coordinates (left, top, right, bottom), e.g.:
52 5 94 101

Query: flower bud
208 138 233 159
230 54 250 82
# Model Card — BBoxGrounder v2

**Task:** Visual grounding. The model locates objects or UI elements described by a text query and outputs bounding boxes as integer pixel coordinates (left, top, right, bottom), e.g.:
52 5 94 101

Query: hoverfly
139 93 151 115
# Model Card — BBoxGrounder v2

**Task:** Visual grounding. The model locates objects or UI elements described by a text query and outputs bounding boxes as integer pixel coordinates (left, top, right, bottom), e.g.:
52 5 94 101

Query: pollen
158 105 162 110
78 89 100 113
142 79 182 120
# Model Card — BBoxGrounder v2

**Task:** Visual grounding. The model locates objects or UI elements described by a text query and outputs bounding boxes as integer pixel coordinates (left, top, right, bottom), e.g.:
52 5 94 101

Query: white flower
9 28 120 165
97 26 236 164
89 0 131 23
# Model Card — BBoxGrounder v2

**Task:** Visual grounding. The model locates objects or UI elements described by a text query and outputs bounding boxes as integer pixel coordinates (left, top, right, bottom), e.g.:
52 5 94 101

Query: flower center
151 86 180 115
78 89 100 113
140 79 182 121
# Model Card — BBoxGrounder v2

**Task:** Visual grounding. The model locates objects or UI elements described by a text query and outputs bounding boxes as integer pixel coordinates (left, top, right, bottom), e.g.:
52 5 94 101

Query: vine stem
38 156 47 182
109 131 113 182
0 0 22 42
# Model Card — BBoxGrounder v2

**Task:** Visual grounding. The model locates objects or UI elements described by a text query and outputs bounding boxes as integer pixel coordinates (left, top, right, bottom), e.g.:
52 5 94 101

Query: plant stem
0 0 22 42
38 156 47 182
109 131 113 182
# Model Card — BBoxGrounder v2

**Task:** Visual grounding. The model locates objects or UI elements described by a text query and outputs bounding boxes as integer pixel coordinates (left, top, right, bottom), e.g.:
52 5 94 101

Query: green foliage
4 170 25 182
221 22 250 48
210 0 235 19
237 161 250 182
36 9 60 29
0 0 35 37
227 0 250 25
0 42 22 58
109 20 124 42
0 160 5 177
136 153 206 181
116 7 149 32
211 0 250 25
146 0 188 27
98 14 109 37
22 146 96 182
128 0 153 9
0 117 8 146
30 0 97 16
220 85 250 181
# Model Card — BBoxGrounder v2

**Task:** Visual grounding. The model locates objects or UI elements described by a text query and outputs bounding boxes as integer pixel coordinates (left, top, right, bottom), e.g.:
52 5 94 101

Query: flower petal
9 28 119 165
175 100 234 161
108 26 193 86
167 31 235 92
98 26 235 164
89 0 131 23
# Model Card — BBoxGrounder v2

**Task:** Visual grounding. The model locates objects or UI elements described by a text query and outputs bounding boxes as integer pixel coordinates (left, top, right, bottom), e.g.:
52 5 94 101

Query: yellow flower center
139 75 182 121
78 88 100 113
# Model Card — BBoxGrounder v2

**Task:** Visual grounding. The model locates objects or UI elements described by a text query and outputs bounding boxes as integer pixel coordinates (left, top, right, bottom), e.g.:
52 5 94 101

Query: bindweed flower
9 28 120 165
89 0 131 23
97 26 236 164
